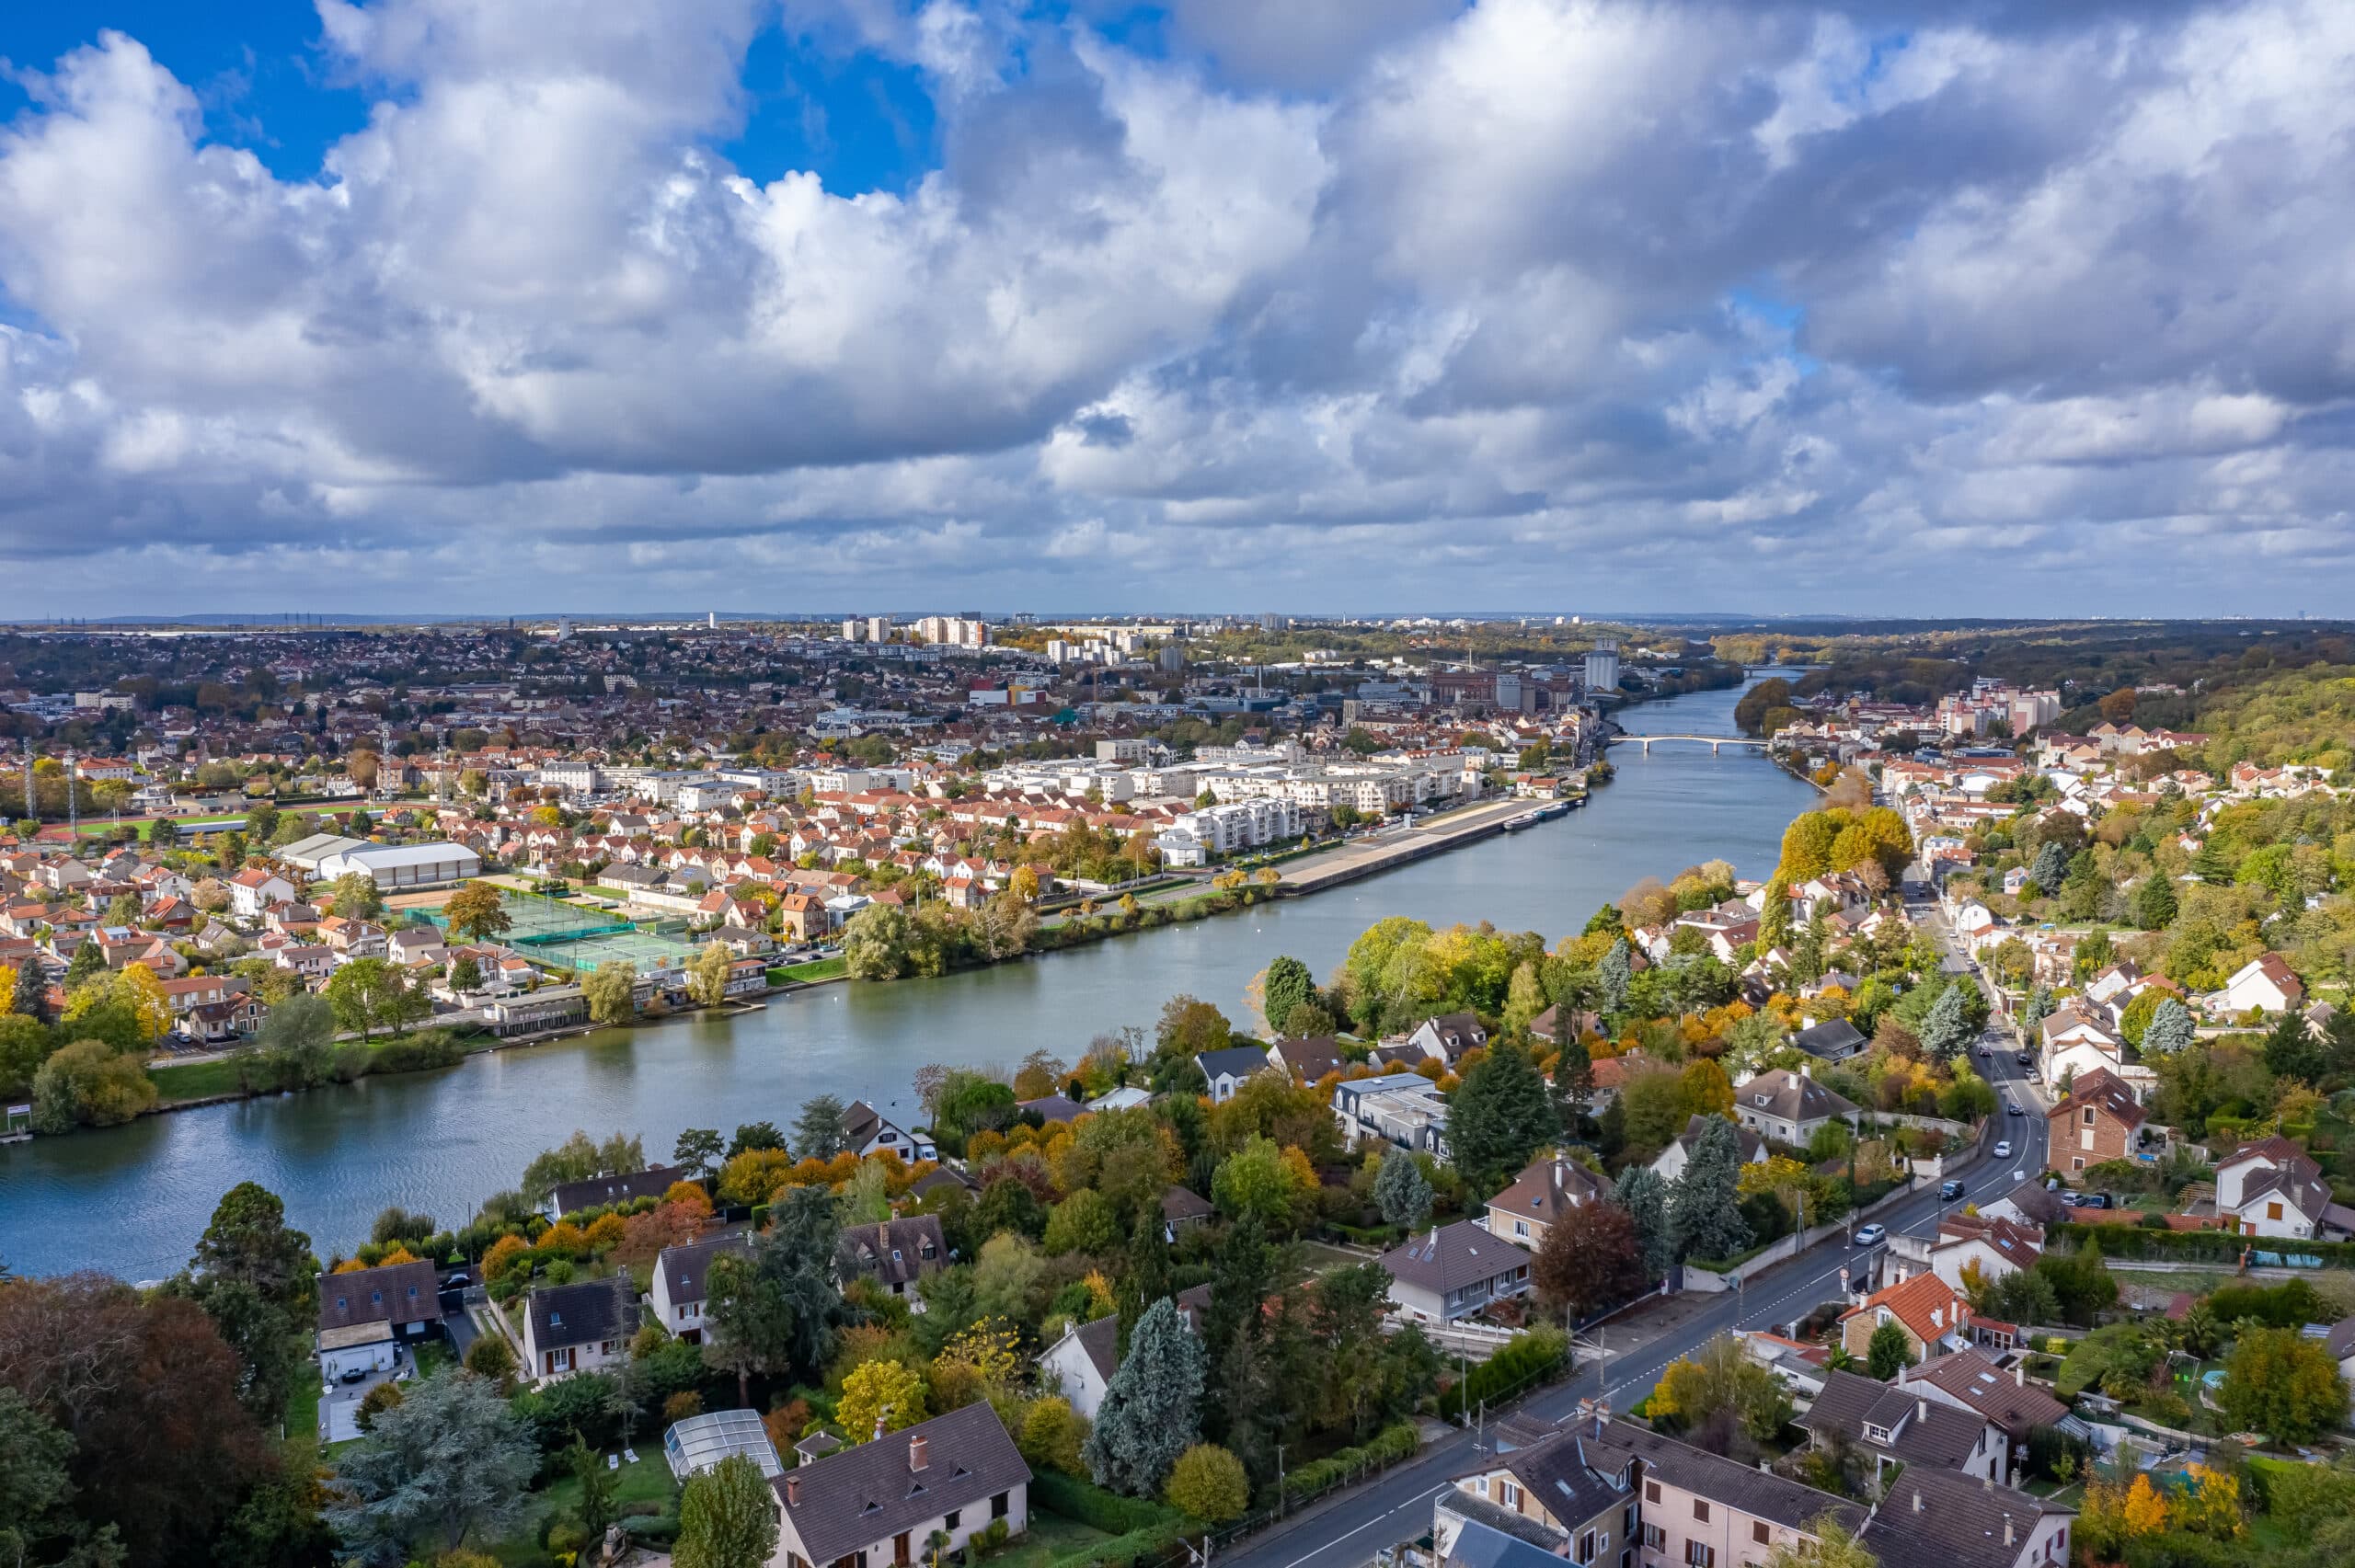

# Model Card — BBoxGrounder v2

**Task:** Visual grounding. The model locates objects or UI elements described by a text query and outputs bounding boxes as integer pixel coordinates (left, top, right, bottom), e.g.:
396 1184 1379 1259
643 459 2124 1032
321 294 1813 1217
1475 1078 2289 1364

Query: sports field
530 928 704 973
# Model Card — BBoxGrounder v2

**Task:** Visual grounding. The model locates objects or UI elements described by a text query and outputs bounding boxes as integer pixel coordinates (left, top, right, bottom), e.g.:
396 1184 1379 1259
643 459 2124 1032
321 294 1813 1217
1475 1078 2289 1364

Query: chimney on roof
910 1434 928 1472
1913 1491 1923 1515
2015 1364 2026 1388
1917 1397 1930 1425
2004 1516 2016 1548
786 1474 801 1506
1800 1060 1812 1079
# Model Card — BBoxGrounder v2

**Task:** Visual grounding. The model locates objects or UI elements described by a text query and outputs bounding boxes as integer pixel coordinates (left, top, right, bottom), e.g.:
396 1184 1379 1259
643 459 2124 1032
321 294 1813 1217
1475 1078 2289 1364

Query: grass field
773 956 848 983
487 1452 680 1566
970 1509 1114 1568
149 1055 247 1103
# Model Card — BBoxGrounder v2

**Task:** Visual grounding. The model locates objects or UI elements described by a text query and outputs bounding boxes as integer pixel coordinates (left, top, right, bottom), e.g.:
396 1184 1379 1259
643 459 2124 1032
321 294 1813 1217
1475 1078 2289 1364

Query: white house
1196 1045 1273 1104
522 1276 636 1384
843 1100 936 1162
649 1234 752 1345
227 865 299 918
2215 955 2304 1017
316 1259 442 1380
1651 1114 1770 1183
2212 1136 2354 1241
1731 1066 1861 1146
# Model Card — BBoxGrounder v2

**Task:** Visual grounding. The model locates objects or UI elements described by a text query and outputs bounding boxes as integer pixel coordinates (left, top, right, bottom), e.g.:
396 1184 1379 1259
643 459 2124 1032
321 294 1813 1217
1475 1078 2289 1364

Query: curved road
1223 896 2051 1568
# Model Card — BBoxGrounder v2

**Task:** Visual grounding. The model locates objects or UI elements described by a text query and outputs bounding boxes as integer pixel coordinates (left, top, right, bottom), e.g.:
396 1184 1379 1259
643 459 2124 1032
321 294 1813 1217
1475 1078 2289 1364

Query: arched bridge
1607 733 1769 754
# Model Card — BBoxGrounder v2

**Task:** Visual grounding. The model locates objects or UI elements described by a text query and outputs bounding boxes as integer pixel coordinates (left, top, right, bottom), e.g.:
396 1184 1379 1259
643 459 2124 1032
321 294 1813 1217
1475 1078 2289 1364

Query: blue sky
0 0 2348 614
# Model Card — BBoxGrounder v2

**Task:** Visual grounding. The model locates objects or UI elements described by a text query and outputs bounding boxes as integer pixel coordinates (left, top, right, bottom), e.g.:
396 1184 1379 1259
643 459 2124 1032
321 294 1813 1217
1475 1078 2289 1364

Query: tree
569 1435 620 1539
674 1127 724 1178
30 1038 157 1133
1648 1334 1792 1452
1211 1135 1308 1228
674 1452 781 1568
837 1358 927 1442
1262 956 1315 1034
1086 1295 1205 1496
1374 1151 1435 1230
252 990 336 1088
1917 983 1973 1061
1670 1118 1752 1263
1043 1188 1120 1256
1598 938 1631 1015
1165 1443 1249 1523
2219 1325 2348 1443
1613 1166 1673 1280
793 1094 850 1160
10 951 52 1024
0 1384 88 1568
1446 1040 1556 1191
329 871 385 920
326 1370 537 1559
2028 841 2071 897
580 961 638 1024
2142 997 2196 1057
448 953 483 992
687 942 734 1008
1533 1199 1647 1322
465 1333 517 1387
1867 1321 1913 1379
1551 1011 1593 1133
0 1013 52 1102
442 881 512 945
324 956 421 1042
2134 874 2178 931
1762 1515 1877 1568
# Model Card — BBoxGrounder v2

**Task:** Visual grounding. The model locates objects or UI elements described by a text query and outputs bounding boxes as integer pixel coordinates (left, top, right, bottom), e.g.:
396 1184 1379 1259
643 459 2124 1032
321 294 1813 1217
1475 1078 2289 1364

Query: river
0 680 1816 1280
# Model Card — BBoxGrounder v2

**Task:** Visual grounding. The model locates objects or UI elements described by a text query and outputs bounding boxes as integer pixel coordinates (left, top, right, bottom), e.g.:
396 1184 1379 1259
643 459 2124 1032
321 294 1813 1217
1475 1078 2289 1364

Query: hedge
1028 1471 1183 1536
1438 1326 1567 1421
1277 1422 1420 1503
1051 1522 1187 1568
2050 1220 2355 1268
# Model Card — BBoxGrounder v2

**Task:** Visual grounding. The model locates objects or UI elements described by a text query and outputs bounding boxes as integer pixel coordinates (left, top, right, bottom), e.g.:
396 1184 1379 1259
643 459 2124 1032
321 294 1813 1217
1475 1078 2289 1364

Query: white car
1852 1223 1887 1247
1993 1140 2013 1159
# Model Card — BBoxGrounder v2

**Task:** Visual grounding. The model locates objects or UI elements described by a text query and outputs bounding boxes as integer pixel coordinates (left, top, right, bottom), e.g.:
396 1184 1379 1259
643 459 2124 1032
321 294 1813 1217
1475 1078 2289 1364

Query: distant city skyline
1 1 2349 612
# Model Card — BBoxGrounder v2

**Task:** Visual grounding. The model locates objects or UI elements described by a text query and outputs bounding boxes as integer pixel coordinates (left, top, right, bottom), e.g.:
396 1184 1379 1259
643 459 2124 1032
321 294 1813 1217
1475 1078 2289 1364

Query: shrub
465 1333 518 1385
354 1379 405 1433
1164 1444 1249 1523
664 1391 705 1425
1439 1327 1567 1420
1027 1471 1180 1535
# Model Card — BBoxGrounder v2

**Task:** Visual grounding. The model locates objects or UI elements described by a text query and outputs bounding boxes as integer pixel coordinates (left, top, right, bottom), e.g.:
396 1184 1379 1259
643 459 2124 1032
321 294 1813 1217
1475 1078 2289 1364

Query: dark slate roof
839 1215 948 1288
1017 1093 1087 1124
1380 1220 1531 1297
656 1233 752 1309
1071 1314 1122 1382
1160 1185 1214 1222
1588 1419 1866 1535
1197 1045 1273 1082
1270 1036 1346 1082
1799 1369 1989 1468
528 1275 636 1351
548 1163 685 1216
1793 1020 1867 1059
1901 1350 2070 1438
1485 1427 1632 1532
1486 1156 1606 1230
318 1259 442 1334
2326 1316 2355 1362
1737 1069 1860 1124
773 1401 1031 1565
1436 1491 1568 1551
1445 1518 1575 1568
1860 1466 2071 1568
908 1166 977 1199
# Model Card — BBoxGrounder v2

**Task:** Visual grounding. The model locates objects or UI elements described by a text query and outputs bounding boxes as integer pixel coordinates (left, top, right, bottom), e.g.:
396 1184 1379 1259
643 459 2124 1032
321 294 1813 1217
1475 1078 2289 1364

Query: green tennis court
529 927 704 973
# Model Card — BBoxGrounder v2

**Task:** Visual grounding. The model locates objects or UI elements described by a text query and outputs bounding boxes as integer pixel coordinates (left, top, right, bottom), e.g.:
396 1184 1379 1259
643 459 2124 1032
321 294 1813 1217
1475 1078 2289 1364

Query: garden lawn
486 1456 680 1567
775 956 848 983
149 1056 245 1103
972 1509 1115 1568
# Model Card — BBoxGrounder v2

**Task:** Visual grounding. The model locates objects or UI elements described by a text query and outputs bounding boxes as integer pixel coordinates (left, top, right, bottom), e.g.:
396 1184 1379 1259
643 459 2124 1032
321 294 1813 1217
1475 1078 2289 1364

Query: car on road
1939 1179 1966 1200
1853 1223 1886 1247
2005 1099 2024 1116
2015 1052 2032 1067
1977 1045 1991 1057
1993 1140 2014 1159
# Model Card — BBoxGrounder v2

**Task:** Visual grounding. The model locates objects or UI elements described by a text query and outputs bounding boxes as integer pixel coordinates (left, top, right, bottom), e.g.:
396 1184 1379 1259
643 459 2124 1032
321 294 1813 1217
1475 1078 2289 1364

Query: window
1501 1482 1522 1508
1515 1220 1529 1238
1647 1482 1662 1505
1685 1546 1715 1568
1578 1529 1598 1563
370 1290 382 1306
1643 1526 1666 1551
2082 1108 2095 1125
1752 1523 1770 1546
2268 1202 2284 1220
1693 1500 1709 1523
991 1493 1010 1520
945 1511 960 1530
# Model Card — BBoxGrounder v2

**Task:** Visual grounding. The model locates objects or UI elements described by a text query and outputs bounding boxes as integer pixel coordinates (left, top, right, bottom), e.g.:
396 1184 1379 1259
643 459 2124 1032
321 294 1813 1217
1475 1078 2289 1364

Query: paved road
1221 904 2051 1568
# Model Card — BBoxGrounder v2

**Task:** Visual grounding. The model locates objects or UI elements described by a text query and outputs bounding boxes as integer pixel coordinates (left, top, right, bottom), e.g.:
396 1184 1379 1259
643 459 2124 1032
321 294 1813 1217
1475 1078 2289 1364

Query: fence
1132 1424 1427 1568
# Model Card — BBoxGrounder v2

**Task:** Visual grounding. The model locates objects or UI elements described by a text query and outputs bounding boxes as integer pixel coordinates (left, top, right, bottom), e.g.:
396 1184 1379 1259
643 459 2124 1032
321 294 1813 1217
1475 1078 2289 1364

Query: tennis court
415 886 633 945
530 927 705 974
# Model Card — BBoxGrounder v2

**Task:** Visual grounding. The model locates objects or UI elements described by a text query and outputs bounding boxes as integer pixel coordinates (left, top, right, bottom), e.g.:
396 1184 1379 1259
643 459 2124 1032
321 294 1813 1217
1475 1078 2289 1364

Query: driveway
320 1362 399 1445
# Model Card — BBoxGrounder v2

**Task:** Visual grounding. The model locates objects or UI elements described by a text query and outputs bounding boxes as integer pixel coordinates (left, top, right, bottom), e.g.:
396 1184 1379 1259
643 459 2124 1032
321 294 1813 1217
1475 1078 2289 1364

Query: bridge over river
1606 732 1769 754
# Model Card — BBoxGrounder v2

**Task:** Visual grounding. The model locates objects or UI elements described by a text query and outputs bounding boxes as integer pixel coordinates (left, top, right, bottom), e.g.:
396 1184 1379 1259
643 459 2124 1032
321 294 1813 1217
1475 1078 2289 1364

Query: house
1268 1035 1346 1084
1379 1220 1533 1323
2216 954 2304 1017
1331 1071 1450 1157
1039 1284 1212 1419
1196 1044 1273 1104
544 1163 686 1220
316 1259 442 1380
844 1100 936 1162
1907 1215 2045 1294
2212 1136 2355 1240
226 866 298 918
1867 1469 2074 1568
838 1216 947 1306
768 1401 1030 1568
1484 1153 1606 1252
1158 1185 1213 1238
1798 1368 2008 1484
1017 1093 1087 1126
2323 1316 2355 1401
1899 1348 2078 1473
522 1275 636 1384
1452 1413 1866 1568
1840 1272 1973 1367
1650 1114 1768 1183
2047 1068 2148 1173
1405 1013 1488 1065
2038 1002 2142 1098
1732 1066 1861 1147
1790 1019 1867 1063
650 1233 752 1345
487 983 588 1037
386 925 448 967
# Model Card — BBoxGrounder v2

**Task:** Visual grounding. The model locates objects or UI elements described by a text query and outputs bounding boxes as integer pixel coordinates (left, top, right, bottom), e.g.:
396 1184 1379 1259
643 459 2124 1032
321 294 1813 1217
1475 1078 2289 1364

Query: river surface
0 681 1816 1280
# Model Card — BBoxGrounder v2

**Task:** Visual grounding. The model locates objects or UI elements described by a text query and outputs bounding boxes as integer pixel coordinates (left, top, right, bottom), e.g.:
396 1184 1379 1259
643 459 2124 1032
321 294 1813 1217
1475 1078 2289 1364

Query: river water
0 681 1815 1280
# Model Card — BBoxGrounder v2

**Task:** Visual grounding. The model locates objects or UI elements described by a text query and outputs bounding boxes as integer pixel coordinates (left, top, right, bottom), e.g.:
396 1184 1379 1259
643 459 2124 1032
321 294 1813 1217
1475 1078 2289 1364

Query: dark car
2015 1052 2032 1067
339 1365 370 1385
1939 1179 1966 1201
2006 1099 2025 1116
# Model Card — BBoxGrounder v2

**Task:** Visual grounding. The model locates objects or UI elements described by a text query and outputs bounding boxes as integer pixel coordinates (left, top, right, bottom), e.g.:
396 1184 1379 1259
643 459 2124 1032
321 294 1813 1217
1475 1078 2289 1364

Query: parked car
1853 1223 1887 1247
1993 1140 2014 1159
1939 1179 1966 1200
2066 1193 2112 1209
2015 1052 2032 1067
339 1365 370 1385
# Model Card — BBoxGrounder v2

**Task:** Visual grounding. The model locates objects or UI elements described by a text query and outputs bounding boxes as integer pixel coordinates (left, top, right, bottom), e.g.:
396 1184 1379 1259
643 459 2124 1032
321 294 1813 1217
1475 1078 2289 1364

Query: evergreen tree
1867 1321 1913 1379
2021 984 2053 1035
2133 874 2178 931
2028 841 2071 898
1918 983 1973 1060
1199 1218 1281 1476
1758 878 1793 952
1445 1041 1556 1191
63 939 105 992
1613 1165 1674 1281
1373 1152 1434 1230
1598 939 1632 1016
1669 1117 1752 1264
1084 1296 1205 1497
10 953 49 1024
1262 956 1314 1034
1551 1011 1593 1135
793 1094 850 1160
2142 998 2196 1057
2263 1010 2321 1083
1583 904 1623 937
675 1452 781 1568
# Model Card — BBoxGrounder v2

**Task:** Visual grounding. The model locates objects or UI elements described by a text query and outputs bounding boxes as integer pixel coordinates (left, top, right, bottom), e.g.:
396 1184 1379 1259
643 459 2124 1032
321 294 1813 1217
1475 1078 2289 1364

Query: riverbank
0 678 1819 1280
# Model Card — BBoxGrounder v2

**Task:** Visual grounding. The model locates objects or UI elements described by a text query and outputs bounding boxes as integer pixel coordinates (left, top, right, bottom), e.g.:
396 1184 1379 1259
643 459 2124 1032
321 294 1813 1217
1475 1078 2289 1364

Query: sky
0 0 2349 617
